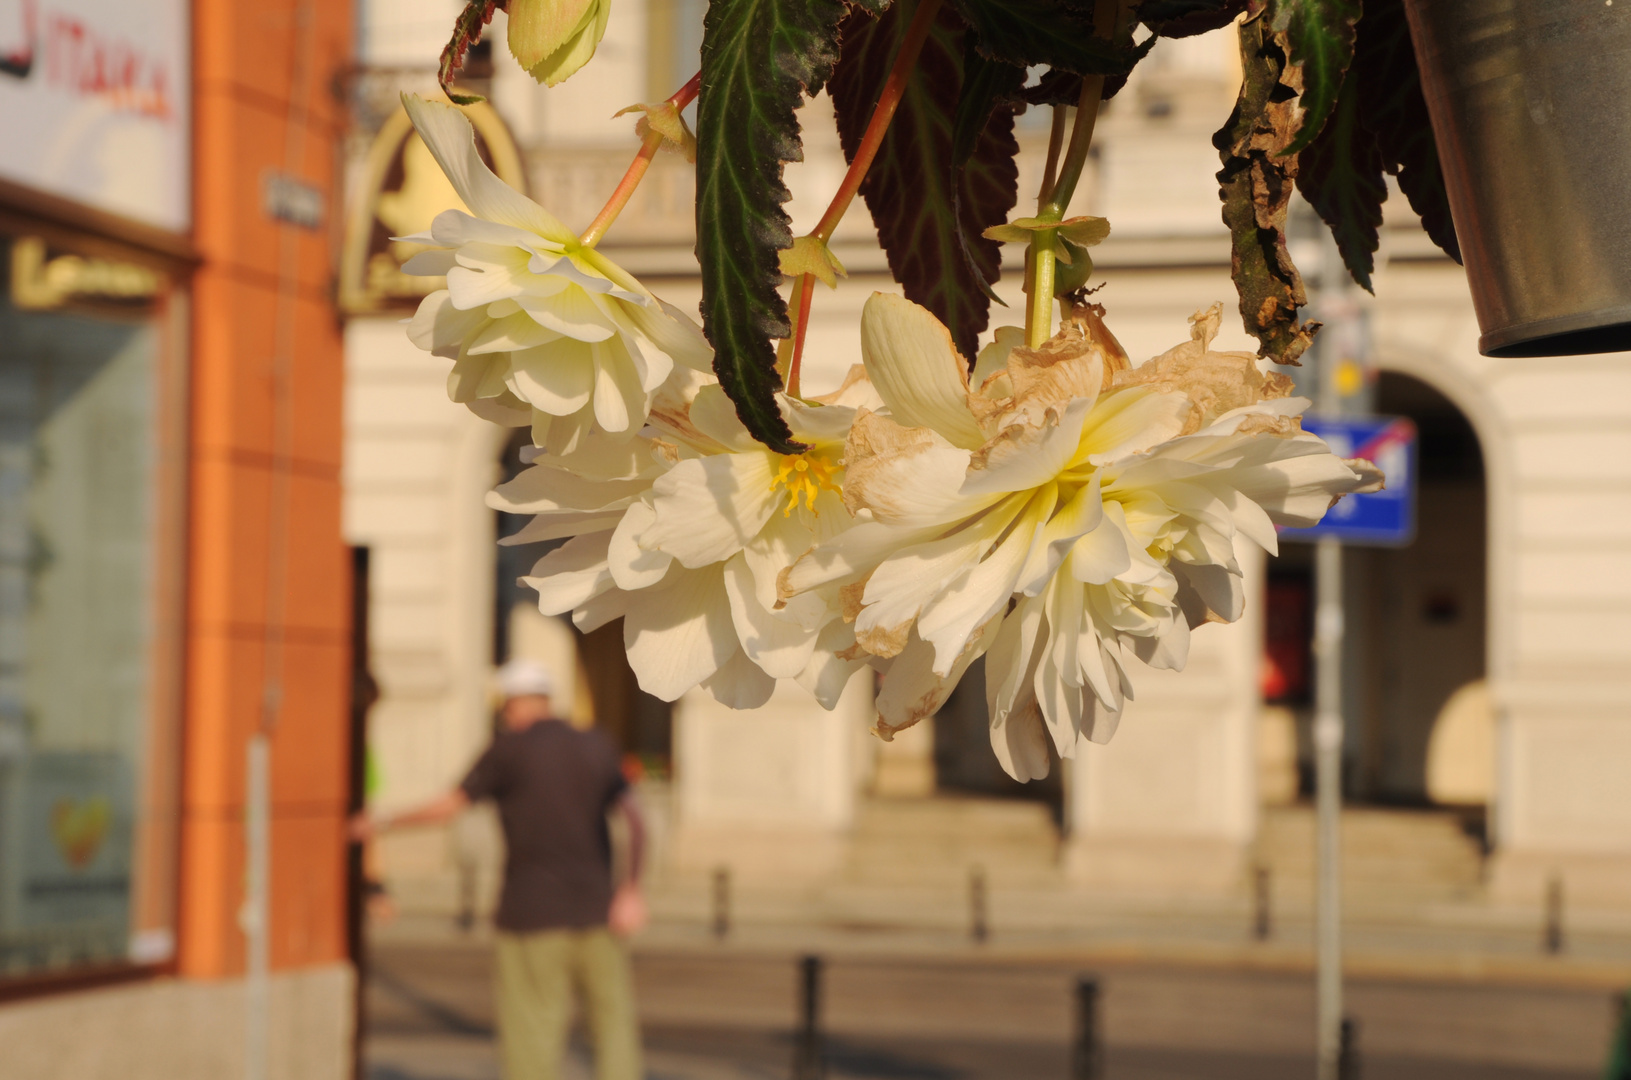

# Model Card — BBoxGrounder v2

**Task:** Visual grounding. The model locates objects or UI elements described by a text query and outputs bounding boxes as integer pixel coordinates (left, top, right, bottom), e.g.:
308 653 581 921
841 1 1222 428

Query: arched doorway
1264 372 1490 810
1357 372 1489 807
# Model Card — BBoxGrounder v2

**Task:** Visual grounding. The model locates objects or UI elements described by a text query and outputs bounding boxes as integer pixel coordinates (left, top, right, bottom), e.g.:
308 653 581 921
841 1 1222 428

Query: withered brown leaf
1213 14 1320 366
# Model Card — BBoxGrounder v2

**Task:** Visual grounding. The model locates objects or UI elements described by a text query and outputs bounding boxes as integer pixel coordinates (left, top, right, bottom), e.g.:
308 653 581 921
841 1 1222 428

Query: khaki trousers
493 927 642 1080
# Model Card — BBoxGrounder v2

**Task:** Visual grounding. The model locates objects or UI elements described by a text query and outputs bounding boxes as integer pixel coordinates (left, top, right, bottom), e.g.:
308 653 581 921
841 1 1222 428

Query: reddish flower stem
785 273 817 398
787 0 944 394
580 71 702 248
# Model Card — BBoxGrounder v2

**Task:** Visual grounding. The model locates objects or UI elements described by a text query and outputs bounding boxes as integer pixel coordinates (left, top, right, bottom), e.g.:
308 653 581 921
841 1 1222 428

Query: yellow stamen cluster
769 452 842 517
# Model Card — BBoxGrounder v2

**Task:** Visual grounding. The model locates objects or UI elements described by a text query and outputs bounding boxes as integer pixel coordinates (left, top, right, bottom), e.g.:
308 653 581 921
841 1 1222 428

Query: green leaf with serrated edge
1274 0 1361 156
830 0 1021 362
951 0 1153 76
1214 14 1320 365
1137 0 1253 38
1348 0 1458 263
439 0 498 105
697 0 851 452
1297 72 1385 291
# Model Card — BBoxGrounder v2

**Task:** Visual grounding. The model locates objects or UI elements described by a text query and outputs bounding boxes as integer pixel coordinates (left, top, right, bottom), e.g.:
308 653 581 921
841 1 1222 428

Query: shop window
0 234 184 982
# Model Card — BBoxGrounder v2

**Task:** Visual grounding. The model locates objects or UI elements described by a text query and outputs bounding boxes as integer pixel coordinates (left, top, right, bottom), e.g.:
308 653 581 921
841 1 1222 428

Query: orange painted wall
179 0 355 979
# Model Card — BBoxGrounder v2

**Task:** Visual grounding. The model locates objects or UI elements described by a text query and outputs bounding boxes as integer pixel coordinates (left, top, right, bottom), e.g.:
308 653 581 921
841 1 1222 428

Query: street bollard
712 866 731 941
1545 875 1565 955
793 955 824 1080
970 865 989 944
1253 865 1272 941
1338 1016 1360 1080
1072 975 1103 1080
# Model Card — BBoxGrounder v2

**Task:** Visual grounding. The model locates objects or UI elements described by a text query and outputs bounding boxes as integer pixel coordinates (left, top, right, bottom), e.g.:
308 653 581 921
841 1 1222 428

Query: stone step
1251 806 1486 902
839 795 1064 887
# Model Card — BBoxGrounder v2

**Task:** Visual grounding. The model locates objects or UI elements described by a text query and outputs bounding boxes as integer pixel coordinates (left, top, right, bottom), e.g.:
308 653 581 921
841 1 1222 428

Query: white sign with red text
0 0 188 232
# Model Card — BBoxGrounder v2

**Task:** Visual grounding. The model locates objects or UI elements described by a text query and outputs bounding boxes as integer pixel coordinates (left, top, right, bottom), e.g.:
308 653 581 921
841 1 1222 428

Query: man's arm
607 791 648 936
348 788 469 842
617 791 645 883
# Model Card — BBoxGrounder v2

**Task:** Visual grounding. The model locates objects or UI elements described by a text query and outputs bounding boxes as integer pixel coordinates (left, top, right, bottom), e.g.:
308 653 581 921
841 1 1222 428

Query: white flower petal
407 290 488 358
1079 386 1193 464
860 293 986 450
917 487 1055 675
515 286 620 343
641 452 778 568
723 551 817 679
469 311 564 355
874 618 998 738
511 339 596 415
624 564 736 700
796 621 867 710
620 297 713 372
609 499 673 590
400 248 458 276
520 532 614 614
591 338 645 433
700 647 778 710
489 462 646 514
403 95 578 244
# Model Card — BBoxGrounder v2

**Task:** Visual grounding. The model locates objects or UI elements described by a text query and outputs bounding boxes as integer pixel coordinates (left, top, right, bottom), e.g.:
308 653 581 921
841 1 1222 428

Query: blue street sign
1280 414 1417 546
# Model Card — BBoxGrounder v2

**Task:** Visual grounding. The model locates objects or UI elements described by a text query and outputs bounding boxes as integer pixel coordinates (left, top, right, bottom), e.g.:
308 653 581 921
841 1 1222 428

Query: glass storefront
0 233 183 979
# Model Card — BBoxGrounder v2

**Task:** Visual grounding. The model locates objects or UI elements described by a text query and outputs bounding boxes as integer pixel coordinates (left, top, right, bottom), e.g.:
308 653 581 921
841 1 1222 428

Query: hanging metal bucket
1403 0 1631 357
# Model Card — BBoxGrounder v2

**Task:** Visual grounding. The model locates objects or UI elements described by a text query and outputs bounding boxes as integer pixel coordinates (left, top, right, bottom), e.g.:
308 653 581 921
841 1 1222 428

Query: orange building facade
0 0 357 1076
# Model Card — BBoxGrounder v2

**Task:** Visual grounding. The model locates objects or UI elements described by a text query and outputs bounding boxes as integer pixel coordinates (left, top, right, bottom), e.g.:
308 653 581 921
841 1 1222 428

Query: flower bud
507 0 610 88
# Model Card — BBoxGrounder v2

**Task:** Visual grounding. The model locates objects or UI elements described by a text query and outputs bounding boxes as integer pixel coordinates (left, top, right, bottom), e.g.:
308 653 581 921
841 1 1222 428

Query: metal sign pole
1311 219 1347 1080
1313 536 1344 1080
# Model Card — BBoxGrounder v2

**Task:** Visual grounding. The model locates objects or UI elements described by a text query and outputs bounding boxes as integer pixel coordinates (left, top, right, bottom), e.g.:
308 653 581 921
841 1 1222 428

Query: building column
1064 541 1263 897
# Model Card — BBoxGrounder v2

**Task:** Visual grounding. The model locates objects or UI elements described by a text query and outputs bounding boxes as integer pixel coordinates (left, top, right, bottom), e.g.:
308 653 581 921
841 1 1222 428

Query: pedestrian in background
351 658 646 1080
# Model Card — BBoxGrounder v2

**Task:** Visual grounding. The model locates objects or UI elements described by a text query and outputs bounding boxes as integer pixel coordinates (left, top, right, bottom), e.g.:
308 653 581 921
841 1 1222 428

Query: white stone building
342 2 1631 929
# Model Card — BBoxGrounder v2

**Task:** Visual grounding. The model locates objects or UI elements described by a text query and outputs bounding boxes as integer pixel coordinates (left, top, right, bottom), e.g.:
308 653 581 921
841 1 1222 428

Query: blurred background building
345 0 1631 947
0 0 357 1077
4 0 1627 1074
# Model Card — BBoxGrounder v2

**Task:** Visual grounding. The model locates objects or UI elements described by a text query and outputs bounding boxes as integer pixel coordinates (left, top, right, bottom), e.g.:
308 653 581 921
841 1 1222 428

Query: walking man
351 658 646 1080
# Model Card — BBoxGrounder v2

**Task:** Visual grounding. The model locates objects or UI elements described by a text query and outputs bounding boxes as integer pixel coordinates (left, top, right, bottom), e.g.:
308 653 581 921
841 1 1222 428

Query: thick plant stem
580 71 701 247
785 0 944 389
1024 0 1124 347
1037 105 1068 206
1024 77 1103 347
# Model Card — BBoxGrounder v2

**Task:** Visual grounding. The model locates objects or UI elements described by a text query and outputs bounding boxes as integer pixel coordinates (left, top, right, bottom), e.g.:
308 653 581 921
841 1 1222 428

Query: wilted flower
507 0 610 87
494 368 881 709
782 295 1381 780
399 94 710 456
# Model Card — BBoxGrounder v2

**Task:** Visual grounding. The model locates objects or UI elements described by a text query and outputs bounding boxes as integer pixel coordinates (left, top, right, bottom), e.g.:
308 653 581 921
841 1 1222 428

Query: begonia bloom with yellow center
399 94 711 456
782 294 1382 780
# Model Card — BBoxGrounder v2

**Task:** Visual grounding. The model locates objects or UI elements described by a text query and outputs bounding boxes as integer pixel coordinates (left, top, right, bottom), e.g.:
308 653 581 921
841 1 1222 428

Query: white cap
496 658 554 699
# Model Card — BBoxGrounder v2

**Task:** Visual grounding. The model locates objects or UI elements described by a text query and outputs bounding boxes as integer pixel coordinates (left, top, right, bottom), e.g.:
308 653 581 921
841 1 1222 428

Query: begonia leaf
1347 0 1459 264
696 0 856 452
830 0 1022 362
950 0 1152 76
1273 0 1362 156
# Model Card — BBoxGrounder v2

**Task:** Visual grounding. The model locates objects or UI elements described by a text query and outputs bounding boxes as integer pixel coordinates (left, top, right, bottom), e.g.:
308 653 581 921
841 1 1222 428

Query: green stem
1024 78 1102 347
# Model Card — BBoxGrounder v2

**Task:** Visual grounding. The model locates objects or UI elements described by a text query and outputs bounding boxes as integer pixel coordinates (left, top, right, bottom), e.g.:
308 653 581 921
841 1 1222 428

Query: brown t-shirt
460 720 628 932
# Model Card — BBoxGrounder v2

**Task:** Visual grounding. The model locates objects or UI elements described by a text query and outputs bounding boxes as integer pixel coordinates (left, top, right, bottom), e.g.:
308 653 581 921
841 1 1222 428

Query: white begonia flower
491 366 883 711
399 94 711 457
783 295 1381 781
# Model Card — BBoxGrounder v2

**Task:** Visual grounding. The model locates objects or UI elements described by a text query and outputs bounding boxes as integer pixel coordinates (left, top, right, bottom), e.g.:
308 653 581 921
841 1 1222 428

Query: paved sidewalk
363 926 1623 1080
